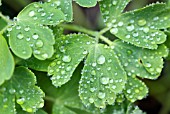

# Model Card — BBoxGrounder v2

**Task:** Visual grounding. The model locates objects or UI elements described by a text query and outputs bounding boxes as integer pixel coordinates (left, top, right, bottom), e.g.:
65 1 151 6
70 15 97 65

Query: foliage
0 0 170 113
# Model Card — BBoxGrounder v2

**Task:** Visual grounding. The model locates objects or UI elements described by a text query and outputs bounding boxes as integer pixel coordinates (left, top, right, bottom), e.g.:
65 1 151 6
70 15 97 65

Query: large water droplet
98 92 106 99
100 77 109 85
97 55 106 64
62 55 71 62
35 40 44 47
17 33 24 39
29 11 35 17
138 19 146 26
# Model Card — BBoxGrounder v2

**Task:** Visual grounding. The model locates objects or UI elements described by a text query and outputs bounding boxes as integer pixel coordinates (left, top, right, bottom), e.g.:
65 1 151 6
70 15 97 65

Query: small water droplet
110 28 118 34
24 26 30 31
32 33 39 39
100 77 109 85
29 11 35 17
98 92 106 99
17 33 24 39
126 24 134 32
97 55 106 64
17 97 25 105
83 50 88 54
112 1 117 5
62 55 71 62
16 25 21 29
42 53 48 59
66 66 72 71
91 70 96 75
59 46 66 53
35 40 44 47
9 88 16 94
26 108 33 112
143 27 149 33
89 98 94 103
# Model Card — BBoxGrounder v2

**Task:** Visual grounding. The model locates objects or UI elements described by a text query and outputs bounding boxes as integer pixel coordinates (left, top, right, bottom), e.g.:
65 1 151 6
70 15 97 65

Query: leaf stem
44 96 56 103
58 23 113 45
0 12 12 34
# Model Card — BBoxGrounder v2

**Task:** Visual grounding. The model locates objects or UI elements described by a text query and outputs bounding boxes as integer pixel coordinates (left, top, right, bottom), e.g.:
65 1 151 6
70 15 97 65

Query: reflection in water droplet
97 55 106 64
16 97 25 105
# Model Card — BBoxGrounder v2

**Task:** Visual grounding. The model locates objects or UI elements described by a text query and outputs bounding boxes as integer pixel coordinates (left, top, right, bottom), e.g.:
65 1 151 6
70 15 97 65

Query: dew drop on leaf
24 26 30 31
98 92 106 99
126 25 135 32
137 19 147 26
89 98 94 103
35 40 44 47
100 77 109 85
110 28 118 34
62 55 72 62
16 97 25 105
9 88 16 94
29 11 35 17
17 33 24 39
97 55 106 64
32 33 39 39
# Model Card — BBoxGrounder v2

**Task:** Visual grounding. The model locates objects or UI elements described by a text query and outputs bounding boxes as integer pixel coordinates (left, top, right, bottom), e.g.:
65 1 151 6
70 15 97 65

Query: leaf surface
0 67 45 113
9 2 65 60
75 0 98 7
48 34 127 108
0 34 14 85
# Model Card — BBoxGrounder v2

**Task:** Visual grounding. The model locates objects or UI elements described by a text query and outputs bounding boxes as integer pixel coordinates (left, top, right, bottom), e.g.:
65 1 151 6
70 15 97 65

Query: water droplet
91 70 96 75
62 55 71 62
100 77 109 85
41 12 46 16
35 40 44 47
17 97 25 105
17 33 24 39
7 27 12 31
66 66 72 71
118 22 124 26
16 25 21 29
34 50 41 54
98 92 106 99
59 46 66 53
97 55 106 64
90 87 96 92
26 108 33 112
29 11 35 17
92 63 97 67
145 63 151 67
126 24 134 31
125 35 130 39
32 33 39 39
112 1 117 5
137 19 146 26
110 28 118 34
24 26 30 31
143 27 149 33
42 53 48 59
89 98 94 103
83 50 88 54
9 88 16 94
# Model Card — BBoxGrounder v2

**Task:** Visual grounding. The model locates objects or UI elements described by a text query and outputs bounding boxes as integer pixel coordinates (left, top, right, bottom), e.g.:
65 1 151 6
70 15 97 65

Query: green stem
58 24 98 37
58 24 113 45
44 96 56 103
0 12 12 34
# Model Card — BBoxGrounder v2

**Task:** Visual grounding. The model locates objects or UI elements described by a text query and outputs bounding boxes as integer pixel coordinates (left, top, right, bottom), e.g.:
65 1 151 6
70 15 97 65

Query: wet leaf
0 34 14 85
75 0 98 7
48 34 127 108
9 2 65 60
0 67 45 113
100 0 131 22
113 40 168 79
17 56 52 72
101 2 170 49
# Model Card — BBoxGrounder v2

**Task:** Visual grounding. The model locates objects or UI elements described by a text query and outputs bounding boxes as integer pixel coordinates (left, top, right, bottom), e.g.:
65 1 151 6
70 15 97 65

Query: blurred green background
0 0 170 114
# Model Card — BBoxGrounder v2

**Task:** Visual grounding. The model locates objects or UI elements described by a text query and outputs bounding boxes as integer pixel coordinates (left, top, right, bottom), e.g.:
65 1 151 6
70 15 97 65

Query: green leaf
16 56 52 72
101 2 170 49
79 44 127 108
99 0 131 22
113 40 168 79
0 67 45 113
48 34 95 87
0 16 7 31
165 31 170 60
124 77 148 102
9 2 65 60
0 0 1 6
0 34 14 85
48 34 127 108
75 0 98 7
